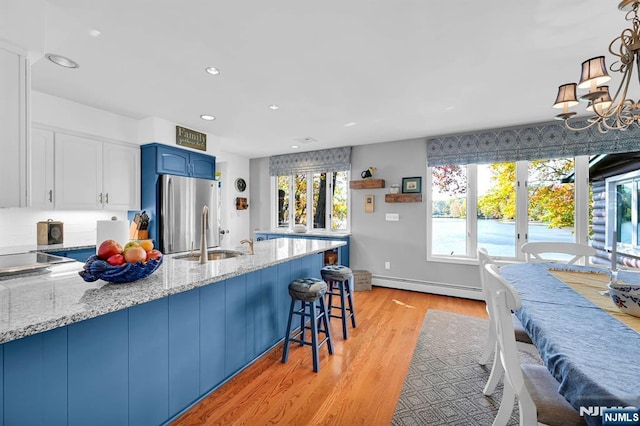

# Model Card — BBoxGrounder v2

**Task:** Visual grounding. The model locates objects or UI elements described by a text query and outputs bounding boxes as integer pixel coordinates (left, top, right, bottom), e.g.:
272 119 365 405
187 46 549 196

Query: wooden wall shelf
385 193 422 203
350 179 385 189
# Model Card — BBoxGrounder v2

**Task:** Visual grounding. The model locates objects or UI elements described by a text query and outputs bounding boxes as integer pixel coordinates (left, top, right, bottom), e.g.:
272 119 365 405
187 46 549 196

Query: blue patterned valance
426 120 640 166
269 147 351 176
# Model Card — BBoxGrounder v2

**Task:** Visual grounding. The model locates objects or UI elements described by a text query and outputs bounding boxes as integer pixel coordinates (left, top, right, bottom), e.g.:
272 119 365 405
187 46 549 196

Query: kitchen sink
175 250 244 261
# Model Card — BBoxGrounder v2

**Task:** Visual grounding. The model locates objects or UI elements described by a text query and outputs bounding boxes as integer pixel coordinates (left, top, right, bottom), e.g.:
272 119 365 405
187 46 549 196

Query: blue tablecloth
500 263 640 426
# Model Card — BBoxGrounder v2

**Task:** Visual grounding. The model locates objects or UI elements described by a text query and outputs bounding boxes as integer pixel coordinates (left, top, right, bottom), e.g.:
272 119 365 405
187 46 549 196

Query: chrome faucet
200 205 209 264
240 238 254 255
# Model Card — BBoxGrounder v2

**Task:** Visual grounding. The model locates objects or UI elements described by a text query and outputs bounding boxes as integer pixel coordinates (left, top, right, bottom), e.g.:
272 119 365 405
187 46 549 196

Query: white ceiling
29 0 630 158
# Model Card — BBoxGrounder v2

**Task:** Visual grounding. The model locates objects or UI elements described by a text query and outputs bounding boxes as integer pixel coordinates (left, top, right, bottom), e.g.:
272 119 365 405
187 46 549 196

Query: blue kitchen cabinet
244 271 259 360
67 309 129 426
149 143 216 179
4 327 67 426
140 143 216 245
168 289 201 418
225 275 248 377
254 233 350 266
254 266 280 355
48 247 95 262
0 344 3 426
199 281 226 394
276 261 292 346
0 250 326 425
129 298 169 426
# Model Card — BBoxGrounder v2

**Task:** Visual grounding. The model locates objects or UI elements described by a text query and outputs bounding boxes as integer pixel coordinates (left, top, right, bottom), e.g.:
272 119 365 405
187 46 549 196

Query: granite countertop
257 229 351 237
0 237 346 344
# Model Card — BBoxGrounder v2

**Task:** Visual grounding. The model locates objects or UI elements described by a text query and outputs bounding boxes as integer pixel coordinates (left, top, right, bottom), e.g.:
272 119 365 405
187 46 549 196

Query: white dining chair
521 241 596 266
478 248 538 396
484 264 585 426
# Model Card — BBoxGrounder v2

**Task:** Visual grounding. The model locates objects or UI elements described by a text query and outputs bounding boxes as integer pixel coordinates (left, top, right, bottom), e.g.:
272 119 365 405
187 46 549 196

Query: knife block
129 222 148 240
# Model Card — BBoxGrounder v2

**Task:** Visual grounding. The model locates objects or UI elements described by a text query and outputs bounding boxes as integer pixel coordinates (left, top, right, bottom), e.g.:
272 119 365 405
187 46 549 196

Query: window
275 171 349 231
428 157 584 262
606 171 640 253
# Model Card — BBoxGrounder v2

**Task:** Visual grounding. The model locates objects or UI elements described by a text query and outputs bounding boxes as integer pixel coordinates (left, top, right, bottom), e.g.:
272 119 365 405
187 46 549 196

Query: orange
139 240 154 251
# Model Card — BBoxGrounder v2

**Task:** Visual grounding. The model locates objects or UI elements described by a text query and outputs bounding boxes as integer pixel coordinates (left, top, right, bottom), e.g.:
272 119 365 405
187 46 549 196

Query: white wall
32 91 139 144
249 157 271 234
216 148 251 249
249 139 482 300
0 92 251 252
0 209 127 253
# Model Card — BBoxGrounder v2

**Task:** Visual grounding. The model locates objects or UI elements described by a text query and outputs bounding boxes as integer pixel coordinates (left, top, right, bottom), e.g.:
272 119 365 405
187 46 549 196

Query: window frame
426 155 590 264
271 171 350 232
606 169 640 256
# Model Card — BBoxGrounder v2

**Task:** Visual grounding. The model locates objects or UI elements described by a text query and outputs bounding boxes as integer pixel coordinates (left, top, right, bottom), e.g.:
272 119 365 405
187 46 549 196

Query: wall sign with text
176 126 207 151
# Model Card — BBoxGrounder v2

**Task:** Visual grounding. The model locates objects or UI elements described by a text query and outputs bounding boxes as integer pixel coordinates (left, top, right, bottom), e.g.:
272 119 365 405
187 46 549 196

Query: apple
124 246 147 264
146 249 162 261
123 241 140 252
106 253 125 266
98 239 123 260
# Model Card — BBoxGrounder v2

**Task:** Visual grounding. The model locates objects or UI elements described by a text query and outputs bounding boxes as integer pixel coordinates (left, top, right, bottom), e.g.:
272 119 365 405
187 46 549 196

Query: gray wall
250 138 482 299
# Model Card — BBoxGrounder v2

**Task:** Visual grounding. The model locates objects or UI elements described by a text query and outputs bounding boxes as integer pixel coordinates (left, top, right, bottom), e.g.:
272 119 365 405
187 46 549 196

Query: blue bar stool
321 265 357 339
281 277 334 372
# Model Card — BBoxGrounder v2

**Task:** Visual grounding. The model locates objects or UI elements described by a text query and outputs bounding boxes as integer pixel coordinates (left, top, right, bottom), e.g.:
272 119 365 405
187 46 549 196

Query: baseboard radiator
372 275 484 301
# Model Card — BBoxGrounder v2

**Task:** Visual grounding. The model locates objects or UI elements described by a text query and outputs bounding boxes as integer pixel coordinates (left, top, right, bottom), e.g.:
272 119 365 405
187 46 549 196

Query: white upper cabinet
0 47 29 207
103 142 140 210
30 127 54 208
55 133 103 210
53 133 140 210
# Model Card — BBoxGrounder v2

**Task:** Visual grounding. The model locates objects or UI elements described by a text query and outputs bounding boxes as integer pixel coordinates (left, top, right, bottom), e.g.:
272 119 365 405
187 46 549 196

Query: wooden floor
172 286 487 426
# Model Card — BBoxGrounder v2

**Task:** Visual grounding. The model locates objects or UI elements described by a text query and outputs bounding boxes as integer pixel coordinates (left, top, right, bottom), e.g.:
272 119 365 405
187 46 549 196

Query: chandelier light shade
553 0 640 132
578 57 611 89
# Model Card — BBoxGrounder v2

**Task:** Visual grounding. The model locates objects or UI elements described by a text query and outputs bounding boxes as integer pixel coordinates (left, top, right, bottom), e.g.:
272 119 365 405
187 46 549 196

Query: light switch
386 213 399 221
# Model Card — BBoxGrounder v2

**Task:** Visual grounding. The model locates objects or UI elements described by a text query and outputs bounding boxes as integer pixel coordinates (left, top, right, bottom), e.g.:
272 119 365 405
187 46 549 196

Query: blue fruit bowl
79 254 163 284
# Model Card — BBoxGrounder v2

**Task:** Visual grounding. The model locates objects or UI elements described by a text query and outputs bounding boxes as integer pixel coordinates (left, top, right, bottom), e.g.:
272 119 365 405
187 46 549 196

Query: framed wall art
402 177 422 193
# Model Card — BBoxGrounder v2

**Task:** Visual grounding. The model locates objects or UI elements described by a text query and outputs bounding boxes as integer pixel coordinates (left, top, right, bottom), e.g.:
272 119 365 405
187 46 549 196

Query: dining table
499 262 640 426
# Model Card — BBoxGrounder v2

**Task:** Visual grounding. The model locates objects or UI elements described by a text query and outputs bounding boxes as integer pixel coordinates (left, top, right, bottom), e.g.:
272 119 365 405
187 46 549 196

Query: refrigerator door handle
168 177 174 252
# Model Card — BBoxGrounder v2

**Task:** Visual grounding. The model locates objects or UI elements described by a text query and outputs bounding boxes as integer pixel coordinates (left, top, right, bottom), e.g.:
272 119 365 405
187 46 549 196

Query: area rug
391 310 543 425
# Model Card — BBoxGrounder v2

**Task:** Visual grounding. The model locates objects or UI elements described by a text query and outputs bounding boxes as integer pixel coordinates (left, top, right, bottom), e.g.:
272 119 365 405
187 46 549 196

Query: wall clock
235 178 247 192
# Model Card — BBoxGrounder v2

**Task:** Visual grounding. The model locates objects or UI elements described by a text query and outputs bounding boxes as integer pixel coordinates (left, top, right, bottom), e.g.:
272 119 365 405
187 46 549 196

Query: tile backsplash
0 208 128 251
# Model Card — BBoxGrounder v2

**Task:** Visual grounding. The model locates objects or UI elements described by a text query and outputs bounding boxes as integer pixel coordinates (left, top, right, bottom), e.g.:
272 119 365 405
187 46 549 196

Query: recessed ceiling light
45 53 79 69
344 122 357 127
200 114 216 121
89 29 101 38
294 137 317 144
445 106 455 111
269 104 280 110
291 145 299 149
205 67 220 75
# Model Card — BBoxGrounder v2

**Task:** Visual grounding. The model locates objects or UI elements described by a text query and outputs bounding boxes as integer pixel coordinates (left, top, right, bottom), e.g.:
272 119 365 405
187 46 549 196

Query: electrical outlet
385 261 391 270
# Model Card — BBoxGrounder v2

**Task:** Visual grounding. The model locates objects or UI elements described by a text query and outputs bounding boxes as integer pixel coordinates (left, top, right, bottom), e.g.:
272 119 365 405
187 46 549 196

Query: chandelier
553 0 640 132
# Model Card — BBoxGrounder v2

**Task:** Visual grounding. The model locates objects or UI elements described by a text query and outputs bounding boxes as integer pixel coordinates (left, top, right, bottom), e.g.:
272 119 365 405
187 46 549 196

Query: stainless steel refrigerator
159 174 220 254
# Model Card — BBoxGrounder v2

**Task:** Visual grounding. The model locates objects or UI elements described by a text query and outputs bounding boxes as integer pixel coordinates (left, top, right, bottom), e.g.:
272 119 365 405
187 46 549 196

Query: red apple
124 246 147 264
98 239 123 260
106 253 125 266
146 249 162 261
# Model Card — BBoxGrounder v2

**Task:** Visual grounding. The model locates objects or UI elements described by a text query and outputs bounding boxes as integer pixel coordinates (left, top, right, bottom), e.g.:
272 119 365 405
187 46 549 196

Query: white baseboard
372 275 484 301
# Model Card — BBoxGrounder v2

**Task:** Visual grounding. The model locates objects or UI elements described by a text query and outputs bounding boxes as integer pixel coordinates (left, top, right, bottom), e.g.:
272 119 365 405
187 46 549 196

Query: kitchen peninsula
0 237 346 426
